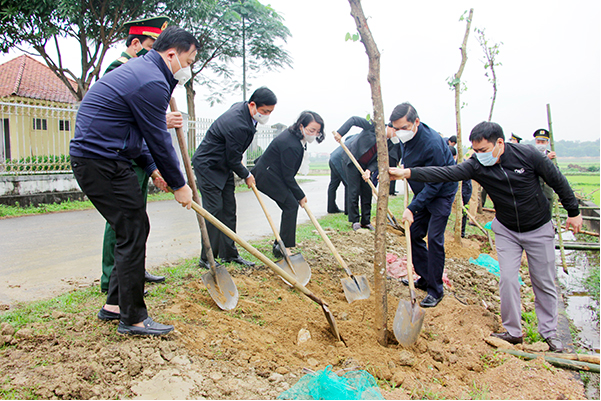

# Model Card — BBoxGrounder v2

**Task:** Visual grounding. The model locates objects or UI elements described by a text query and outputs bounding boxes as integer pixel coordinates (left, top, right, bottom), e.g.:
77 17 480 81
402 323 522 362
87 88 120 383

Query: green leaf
345 32 351 41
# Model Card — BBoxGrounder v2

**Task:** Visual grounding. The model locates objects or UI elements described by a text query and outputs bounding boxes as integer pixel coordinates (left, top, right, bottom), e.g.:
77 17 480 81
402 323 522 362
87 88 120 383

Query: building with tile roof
0 55 79 165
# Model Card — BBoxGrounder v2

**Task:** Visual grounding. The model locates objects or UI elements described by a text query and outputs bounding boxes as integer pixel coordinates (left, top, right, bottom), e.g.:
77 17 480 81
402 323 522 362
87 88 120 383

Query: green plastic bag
278 366 384 400
469 253 524 285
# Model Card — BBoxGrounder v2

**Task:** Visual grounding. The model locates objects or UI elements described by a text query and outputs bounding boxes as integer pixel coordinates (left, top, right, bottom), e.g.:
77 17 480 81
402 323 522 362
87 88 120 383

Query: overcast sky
2 0 599 154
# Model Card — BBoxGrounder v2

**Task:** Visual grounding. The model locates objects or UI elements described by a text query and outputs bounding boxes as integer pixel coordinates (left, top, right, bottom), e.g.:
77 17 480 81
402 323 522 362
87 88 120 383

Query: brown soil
0 222 586 399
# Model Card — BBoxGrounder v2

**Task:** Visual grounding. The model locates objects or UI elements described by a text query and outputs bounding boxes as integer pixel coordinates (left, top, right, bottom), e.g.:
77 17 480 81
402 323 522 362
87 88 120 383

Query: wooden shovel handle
403 179 417 303
168 98 217 270
338 136 397 224
303 204 354 278
249 183 297 274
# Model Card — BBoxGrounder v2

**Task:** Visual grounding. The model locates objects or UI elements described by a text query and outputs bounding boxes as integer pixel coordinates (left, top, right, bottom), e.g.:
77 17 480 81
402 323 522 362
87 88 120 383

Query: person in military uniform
533 128 557 213
509 133 522 143
100 16 178 294
104 16 170 74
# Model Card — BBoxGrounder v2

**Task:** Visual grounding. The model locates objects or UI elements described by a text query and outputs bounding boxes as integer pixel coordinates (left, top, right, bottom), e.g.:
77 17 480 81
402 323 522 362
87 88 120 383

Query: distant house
0 55 78 163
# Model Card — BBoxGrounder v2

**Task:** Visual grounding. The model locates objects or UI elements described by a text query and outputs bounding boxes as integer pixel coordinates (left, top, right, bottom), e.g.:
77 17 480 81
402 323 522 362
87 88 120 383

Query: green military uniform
100 16 169 292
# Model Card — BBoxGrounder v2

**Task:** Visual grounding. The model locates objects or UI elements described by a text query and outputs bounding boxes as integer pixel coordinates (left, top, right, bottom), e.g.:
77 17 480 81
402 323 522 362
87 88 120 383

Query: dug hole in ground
0 211 589 399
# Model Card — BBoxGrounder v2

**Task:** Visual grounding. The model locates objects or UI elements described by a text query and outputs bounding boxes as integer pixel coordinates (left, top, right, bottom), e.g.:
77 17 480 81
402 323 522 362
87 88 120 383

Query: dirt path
0 221 587 400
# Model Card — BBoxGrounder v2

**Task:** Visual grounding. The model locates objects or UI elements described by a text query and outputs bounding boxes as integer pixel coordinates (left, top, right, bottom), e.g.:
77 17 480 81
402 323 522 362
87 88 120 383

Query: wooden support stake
498 348 600 373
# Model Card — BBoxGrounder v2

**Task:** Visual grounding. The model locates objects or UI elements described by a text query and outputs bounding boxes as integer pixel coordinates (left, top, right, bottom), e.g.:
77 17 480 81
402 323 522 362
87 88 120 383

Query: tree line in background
0 0 291 124
521 138 600 158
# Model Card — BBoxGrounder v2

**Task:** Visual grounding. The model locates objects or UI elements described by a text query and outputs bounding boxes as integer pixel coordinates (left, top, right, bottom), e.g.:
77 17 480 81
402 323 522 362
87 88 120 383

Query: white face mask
535 144 548 153
395 122 418 143
253 112 270 125
303 127 316 143
390 136 400 144
171 55 192 86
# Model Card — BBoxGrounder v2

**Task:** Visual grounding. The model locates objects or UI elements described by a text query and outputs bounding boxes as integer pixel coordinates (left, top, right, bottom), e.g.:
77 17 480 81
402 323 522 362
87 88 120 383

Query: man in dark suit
391 102 457 308
327 134 358 214
192 87 277 268
333 116 398 231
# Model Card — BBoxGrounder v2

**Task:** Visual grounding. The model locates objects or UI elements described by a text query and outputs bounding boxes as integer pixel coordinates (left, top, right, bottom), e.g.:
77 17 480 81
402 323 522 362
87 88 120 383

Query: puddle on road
556 230 600 354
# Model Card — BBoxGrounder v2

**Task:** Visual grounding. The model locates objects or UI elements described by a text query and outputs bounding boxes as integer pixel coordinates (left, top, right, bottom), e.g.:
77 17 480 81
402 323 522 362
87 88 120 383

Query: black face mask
136 48 149 57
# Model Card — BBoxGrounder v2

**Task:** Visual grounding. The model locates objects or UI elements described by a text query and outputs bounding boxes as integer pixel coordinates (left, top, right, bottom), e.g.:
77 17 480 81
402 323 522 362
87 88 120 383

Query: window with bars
59 120 71 131
33 118 48 130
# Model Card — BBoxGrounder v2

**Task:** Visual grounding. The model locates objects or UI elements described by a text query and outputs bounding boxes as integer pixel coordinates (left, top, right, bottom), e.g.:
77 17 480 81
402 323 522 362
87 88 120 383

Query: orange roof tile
0 55 78 104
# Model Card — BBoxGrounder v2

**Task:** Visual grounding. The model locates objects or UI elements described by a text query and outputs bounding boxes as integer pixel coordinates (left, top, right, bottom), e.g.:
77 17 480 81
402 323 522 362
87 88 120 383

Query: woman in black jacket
252 111 325 257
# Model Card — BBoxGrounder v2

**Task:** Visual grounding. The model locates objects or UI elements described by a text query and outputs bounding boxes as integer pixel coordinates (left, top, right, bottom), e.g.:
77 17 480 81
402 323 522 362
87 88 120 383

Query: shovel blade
393 300 426 347
277 253 311 287
201 265 239 311
321 303 342 342
340 275 371 303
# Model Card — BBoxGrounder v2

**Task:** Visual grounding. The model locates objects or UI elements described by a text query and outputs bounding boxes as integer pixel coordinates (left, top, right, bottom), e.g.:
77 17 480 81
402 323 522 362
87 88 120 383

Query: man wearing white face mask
388 102 457 308
389 121 582 352
533 129 557 214
192 87 277 268
70 26 198 336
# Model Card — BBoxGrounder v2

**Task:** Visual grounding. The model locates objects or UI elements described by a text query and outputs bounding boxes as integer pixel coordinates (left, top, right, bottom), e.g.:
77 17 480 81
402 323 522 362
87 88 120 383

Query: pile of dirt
0 225 585 399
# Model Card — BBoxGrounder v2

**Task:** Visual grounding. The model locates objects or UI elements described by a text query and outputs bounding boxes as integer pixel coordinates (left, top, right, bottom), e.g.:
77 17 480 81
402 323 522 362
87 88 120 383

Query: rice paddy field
558 158 600 206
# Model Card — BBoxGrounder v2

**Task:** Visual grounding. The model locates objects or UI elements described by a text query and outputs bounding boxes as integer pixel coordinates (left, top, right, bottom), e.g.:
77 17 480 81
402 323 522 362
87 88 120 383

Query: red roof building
0 55 78 104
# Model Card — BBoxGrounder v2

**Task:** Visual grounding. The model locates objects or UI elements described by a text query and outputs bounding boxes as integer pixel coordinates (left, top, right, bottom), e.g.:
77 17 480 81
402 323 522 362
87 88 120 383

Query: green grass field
565 175 600 205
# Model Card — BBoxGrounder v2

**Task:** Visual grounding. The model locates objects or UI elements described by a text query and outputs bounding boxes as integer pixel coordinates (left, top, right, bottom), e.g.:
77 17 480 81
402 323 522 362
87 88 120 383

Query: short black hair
469 121 505 143
390 102 419 123
126 34 152 47
153 26 200 54
290 111 325 143
249 87 277 107
448 135 457 144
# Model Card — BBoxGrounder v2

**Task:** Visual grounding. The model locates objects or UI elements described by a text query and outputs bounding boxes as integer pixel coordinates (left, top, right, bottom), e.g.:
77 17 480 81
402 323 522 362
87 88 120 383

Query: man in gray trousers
389 121 582 352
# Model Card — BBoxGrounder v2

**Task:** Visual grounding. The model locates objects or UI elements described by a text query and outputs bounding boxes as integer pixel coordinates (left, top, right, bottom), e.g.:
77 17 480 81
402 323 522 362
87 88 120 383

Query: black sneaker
117 317 174 336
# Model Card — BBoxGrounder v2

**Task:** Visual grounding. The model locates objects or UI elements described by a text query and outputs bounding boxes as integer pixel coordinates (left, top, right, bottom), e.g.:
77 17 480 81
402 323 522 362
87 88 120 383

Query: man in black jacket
389 121 582 352
192 87 277 268
333 116 398 231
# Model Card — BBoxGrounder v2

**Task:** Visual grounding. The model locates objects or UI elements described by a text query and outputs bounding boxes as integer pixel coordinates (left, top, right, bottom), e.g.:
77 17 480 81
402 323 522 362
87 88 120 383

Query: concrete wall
0 174 84 206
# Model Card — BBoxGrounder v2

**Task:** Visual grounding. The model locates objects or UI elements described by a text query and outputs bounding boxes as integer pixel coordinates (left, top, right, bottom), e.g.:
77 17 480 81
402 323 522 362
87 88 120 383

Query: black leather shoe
199 259 221 270
328 207 343 214
117 317 174 336
491 331 523 344
145 271 165 283
400 278 428 291
544 336 564 352
420 293 444 308
222 256 255 267
98 308 120 321
273 242 284 259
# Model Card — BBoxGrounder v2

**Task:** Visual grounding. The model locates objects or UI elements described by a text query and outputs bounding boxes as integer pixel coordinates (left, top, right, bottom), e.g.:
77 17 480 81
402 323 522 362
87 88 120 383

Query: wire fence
0 101 278 175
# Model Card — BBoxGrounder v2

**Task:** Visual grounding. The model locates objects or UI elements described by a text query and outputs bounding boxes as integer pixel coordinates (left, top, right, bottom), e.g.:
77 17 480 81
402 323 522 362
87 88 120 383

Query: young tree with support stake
347 0 390 346
447 8 474 243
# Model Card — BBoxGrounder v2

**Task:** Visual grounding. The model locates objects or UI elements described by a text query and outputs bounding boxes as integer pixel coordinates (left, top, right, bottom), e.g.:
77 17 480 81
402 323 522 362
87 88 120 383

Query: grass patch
521 310 543 343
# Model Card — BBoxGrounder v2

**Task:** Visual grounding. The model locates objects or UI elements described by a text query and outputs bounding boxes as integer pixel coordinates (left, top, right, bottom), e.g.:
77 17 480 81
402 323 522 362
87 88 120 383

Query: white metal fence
0 102 278 174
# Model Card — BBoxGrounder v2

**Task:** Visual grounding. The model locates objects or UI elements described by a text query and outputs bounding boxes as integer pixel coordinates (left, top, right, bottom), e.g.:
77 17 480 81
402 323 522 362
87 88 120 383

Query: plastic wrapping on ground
469 253 524 285
277 365 384 400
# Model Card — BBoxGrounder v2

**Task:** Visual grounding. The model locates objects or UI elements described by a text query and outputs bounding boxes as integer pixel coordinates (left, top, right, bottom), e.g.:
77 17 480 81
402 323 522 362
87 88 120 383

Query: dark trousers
411 194 455 299
71 156 148 325
101 164 148 292
327 160 347 213
197 173 239 262
461 189 472 237
264 189 299 248
346 163 372 226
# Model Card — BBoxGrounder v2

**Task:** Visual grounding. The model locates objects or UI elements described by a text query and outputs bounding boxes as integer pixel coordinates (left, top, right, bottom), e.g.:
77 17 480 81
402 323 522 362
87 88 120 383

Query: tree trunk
185 81 197 152
451 8 474 243
348 0 389 346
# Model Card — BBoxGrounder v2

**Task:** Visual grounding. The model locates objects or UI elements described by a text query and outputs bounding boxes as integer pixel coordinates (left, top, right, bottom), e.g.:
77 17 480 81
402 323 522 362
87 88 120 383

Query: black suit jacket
252 128 305 203
337 116 392 173
192 101 256 190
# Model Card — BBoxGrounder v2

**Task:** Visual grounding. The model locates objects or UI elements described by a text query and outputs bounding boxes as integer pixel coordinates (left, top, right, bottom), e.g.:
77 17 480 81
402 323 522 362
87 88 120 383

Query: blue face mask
475 143 499 166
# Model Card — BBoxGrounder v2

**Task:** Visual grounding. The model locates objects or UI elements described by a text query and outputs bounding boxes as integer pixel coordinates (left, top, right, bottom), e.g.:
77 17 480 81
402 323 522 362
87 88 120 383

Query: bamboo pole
498 348 600 373
559 226 599 237
547 104 568 274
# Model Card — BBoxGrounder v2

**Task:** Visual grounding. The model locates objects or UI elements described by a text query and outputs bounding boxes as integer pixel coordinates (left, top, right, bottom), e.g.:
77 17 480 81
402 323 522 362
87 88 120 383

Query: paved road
0 176 346 306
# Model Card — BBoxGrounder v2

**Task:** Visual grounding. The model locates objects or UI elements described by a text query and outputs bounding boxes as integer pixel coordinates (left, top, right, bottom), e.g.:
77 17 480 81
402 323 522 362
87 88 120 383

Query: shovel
302 204 370 303
183 197 342 342
169 98 238 311
392 178 425 346
337 136 404 233
250 183 311 286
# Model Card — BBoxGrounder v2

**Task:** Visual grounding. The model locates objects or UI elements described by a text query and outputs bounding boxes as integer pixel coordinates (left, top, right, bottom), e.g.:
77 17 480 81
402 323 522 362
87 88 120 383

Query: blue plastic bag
469 253 524 285
278 366 384 400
